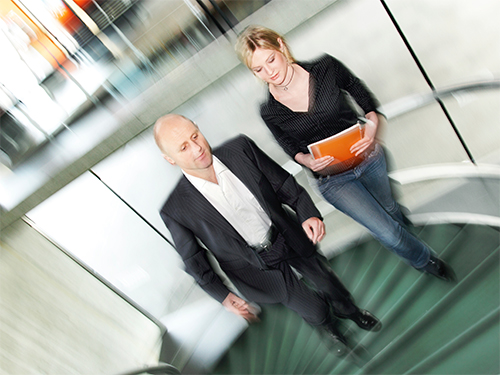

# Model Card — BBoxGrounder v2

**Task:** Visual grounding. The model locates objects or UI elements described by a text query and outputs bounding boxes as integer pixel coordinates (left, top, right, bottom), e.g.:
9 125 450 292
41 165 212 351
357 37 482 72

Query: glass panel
91 128 179 242
221 0 269 23
27 171 208 319
396 175 500 227
384 0 500 87
285 0 433 103
381 103 471 171
441 89 500 164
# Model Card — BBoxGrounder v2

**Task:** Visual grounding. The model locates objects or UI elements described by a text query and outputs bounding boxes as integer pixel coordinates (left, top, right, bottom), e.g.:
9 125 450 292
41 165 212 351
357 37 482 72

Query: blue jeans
316 144 431 269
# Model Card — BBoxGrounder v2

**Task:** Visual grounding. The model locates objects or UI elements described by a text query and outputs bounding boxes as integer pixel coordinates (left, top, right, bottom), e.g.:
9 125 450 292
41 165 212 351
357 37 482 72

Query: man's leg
286 251 381 332
259 235 332 325
285 251 357 316
259 236 348 355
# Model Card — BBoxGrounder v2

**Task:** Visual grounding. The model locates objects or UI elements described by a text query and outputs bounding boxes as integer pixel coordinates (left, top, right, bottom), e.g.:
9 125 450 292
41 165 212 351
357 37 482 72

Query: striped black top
260 54 379 161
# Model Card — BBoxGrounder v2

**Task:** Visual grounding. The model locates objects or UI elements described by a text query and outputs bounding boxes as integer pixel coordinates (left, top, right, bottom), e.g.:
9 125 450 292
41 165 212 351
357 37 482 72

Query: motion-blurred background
0 1 498 374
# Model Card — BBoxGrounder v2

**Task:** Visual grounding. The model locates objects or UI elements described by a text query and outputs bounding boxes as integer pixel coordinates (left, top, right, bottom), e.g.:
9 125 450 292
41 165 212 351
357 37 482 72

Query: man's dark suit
160 135 355 325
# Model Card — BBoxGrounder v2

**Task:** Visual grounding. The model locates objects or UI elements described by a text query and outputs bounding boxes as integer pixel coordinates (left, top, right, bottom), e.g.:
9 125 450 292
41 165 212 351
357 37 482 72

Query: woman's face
250 47 289 86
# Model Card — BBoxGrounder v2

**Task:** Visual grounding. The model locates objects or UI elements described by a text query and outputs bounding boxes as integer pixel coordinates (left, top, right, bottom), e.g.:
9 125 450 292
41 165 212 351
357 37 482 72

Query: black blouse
260 54 379 160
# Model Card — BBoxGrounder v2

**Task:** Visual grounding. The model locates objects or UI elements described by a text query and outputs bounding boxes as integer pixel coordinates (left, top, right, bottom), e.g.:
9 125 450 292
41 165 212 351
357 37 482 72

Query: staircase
212 223 499 374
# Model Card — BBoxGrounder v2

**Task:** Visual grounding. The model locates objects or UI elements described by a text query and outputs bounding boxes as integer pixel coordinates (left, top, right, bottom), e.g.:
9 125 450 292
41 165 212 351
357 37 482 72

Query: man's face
159 117 213 176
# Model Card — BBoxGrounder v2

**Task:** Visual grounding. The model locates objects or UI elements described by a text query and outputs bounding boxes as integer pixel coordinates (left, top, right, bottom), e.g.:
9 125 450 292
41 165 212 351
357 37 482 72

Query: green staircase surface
212 224 500 374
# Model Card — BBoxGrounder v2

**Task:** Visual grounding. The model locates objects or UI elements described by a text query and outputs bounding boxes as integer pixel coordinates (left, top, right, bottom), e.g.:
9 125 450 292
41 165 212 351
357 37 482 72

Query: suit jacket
160 135 322 304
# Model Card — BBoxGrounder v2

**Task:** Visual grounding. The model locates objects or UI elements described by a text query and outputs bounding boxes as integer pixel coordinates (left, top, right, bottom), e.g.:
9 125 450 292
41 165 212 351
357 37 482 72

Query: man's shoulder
161 176 190 214
214 134 255 155
214 135 265 174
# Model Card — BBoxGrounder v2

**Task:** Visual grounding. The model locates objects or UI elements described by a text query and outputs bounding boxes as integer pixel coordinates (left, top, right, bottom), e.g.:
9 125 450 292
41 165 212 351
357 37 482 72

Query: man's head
154 114 213 178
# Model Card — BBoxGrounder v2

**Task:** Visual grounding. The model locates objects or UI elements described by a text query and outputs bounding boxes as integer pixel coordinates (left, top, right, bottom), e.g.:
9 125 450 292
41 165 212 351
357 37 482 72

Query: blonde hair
235 25 295 69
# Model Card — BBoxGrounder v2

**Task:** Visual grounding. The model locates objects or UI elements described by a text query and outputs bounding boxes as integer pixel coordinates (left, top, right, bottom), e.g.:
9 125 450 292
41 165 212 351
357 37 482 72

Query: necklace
280 65 295 91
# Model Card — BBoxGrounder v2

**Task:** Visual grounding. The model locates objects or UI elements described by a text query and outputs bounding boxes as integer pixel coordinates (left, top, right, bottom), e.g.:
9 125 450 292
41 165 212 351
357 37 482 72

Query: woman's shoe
420 255 457 282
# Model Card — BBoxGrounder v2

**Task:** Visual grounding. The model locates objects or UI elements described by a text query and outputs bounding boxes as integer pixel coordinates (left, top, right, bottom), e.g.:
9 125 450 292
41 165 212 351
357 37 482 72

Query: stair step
404 307 500 374
211 224 500 375
358 248 499 374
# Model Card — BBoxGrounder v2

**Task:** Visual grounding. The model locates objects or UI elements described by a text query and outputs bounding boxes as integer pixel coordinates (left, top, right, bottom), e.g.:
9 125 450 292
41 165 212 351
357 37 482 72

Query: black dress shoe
320 322 348 356
345 309 382 332
420 255 457 282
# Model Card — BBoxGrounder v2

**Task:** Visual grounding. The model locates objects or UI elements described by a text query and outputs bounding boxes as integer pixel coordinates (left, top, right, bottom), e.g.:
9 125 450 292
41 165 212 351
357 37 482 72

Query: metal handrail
388 163 500 228
389 163 500 185
117 362 180 375
380 79 500 120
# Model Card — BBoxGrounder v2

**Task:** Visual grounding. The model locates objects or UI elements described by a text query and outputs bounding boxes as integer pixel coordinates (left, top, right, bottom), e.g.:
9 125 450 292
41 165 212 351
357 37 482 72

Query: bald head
153 114 194 156
153 113 214 178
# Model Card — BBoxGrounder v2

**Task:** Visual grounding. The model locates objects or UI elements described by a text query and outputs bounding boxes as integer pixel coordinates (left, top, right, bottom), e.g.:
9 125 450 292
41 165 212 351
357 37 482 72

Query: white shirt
184 157 272 246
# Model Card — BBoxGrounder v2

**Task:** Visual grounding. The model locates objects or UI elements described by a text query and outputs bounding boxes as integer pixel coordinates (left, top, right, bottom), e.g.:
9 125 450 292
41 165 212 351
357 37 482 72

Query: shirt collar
183 156 227 189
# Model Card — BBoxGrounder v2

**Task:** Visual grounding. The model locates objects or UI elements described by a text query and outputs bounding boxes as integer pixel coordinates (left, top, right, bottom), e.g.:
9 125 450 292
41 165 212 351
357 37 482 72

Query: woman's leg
356 145 406 226
316 147 430 268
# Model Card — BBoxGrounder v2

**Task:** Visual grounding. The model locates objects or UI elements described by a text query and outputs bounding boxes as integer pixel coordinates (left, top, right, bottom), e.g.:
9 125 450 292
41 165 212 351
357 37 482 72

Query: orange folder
307 123 364 165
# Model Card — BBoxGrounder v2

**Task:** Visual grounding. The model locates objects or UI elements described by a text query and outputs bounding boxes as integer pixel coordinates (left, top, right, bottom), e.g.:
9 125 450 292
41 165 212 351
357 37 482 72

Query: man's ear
163 154 175 165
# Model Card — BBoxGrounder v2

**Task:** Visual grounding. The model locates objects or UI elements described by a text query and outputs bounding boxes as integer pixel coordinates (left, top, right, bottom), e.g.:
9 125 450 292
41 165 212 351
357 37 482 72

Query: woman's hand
222 292 260 323
350 120 375 156
350 111 379 156
295 152 334 172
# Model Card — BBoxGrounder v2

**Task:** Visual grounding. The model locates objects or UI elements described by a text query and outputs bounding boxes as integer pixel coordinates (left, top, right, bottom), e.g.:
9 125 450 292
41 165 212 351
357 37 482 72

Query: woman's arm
328 55 379 115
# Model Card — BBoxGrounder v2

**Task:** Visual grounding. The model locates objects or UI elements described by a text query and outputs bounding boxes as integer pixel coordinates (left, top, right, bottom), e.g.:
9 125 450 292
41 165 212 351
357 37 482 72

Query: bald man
155 114 381 355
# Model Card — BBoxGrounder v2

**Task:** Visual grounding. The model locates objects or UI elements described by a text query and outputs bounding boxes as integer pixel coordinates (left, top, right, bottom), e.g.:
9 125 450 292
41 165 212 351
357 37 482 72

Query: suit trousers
258 233 357 326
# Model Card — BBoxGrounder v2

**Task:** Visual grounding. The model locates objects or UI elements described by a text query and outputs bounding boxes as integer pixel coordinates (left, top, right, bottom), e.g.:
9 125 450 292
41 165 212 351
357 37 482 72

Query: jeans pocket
316 176 329 194
366 143 380 159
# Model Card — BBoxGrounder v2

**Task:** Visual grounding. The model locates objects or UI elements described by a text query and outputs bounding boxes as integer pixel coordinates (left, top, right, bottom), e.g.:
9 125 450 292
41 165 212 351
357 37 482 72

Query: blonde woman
236 25 455 281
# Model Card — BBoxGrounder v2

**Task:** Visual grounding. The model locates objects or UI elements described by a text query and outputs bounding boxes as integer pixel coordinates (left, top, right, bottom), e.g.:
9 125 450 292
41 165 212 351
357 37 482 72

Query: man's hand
301 217 325 244
222 292 260 323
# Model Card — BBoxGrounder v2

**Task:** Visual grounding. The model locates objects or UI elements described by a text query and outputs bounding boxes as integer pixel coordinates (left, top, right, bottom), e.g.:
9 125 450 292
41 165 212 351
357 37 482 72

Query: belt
251 224 279 253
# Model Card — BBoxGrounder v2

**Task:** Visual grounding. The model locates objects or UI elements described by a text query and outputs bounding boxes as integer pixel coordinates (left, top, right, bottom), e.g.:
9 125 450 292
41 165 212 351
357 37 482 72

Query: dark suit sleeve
161 211 231 303
242 136 322 224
